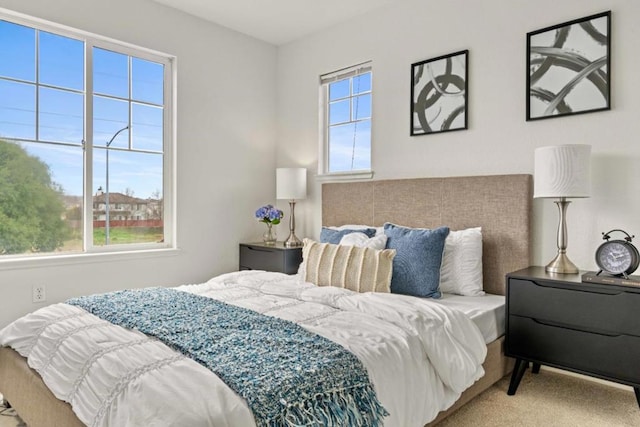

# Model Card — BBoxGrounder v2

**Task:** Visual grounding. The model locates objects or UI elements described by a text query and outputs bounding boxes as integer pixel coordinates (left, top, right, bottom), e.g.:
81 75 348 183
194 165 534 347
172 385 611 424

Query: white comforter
0 271 487 427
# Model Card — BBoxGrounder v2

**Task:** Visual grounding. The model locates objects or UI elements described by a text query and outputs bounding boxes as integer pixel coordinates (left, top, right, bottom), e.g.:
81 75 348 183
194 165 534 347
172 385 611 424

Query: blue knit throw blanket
67 287 388 427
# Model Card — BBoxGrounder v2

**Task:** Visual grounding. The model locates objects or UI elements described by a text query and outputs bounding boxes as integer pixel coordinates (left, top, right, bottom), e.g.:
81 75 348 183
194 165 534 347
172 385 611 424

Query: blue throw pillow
383 223 450 298
319 227 377 245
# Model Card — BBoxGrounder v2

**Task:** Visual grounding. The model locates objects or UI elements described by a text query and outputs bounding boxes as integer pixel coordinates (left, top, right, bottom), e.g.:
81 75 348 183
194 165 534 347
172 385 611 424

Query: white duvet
0 271 487 427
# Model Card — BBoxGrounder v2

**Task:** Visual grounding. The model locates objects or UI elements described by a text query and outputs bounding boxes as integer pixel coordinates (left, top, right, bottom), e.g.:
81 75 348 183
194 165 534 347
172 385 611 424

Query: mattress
436 293 506 344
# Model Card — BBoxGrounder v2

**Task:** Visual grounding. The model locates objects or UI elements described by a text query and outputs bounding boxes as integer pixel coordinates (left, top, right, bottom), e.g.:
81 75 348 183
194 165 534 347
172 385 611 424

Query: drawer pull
532 318 621 337
525 280 624 296
246 246 273 253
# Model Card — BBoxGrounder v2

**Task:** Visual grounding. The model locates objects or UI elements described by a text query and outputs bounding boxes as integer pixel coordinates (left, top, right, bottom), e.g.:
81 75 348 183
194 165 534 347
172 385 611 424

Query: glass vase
263 223 277 245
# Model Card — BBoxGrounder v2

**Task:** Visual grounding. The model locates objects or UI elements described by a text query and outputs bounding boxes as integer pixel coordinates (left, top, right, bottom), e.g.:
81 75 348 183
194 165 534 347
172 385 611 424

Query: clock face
597 241 633 274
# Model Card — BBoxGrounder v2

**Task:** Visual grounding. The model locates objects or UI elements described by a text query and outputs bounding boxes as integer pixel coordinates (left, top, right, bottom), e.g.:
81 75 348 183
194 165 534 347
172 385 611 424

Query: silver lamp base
545 198 579 274
284 200 303 247
545 252 579 274
284 234 303 248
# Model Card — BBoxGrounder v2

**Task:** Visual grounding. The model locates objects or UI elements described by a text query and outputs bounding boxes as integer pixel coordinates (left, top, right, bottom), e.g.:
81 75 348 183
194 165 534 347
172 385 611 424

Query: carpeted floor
438 369 640 427
1 370 638 426
0 403 23 427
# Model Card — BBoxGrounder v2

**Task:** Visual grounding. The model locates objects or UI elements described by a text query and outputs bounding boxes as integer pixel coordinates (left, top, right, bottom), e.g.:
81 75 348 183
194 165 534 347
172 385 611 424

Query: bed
0 174 532 426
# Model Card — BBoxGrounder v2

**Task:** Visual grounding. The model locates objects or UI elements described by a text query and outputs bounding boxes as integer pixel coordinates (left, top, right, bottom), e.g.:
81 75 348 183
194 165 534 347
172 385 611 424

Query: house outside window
319 62 372 179
0 10 174 259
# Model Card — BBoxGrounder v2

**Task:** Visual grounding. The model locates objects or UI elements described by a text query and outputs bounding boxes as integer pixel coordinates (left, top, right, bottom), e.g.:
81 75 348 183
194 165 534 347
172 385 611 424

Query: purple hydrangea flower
255 204 283 225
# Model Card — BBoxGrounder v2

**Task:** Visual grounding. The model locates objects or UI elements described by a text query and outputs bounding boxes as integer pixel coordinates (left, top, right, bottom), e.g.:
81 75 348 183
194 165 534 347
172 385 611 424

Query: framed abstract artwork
411 50 468 136
526 11 611 121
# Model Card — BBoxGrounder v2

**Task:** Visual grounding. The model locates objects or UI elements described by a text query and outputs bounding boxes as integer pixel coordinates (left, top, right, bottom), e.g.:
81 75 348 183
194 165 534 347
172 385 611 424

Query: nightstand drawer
239 243 303 274
508 315 640 386
509 278 640 337
239 245 284 272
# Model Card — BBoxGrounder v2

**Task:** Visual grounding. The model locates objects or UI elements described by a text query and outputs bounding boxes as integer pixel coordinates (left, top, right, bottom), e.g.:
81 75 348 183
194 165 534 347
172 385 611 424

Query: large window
319 62 372 176
0 11 174 259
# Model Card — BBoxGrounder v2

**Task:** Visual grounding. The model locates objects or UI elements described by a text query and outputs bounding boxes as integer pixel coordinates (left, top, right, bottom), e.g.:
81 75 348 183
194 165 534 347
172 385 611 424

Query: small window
319 62 372 177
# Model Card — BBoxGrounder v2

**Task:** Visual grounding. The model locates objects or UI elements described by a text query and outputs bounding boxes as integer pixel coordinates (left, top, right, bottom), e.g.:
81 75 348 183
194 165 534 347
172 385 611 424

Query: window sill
315 171 374 182
0 247 182 272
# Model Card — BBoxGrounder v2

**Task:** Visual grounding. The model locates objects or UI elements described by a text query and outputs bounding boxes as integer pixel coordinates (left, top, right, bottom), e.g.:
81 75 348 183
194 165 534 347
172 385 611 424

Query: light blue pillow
383 223 450 298
319 227 376 245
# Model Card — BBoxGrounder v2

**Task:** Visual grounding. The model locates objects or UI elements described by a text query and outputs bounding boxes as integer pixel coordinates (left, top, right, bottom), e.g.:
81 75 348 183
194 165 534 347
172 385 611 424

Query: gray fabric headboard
321 174 532 295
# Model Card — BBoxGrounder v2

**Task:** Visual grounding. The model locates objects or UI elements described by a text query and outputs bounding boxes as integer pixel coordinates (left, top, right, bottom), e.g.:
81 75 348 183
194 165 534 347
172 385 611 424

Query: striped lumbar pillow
302 238 396 293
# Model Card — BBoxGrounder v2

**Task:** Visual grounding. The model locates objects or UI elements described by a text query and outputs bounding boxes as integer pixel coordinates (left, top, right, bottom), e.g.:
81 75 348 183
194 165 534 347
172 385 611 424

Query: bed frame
0 174 532 427
322 174 533 425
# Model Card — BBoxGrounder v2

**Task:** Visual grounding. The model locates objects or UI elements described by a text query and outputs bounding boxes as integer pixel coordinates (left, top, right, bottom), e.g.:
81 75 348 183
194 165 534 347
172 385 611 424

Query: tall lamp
534 144 591 274
276 168 307 247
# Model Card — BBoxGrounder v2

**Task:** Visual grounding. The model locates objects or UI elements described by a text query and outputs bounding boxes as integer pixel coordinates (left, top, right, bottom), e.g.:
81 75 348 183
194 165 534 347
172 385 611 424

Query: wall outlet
32 285 46 303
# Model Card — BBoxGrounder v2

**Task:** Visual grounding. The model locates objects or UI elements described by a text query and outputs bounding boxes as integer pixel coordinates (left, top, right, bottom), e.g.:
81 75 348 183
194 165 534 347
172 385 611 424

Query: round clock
595 229 640 277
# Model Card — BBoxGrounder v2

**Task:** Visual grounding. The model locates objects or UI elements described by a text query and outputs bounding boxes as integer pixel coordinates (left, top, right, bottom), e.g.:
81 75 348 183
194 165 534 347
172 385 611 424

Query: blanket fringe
271 385 388 427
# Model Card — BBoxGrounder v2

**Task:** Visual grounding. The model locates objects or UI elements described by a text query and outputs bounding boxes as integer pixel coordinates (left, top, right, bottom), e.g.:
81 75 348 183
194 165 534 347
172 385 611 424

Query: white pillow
327 224 385 236
439 227 484 296
339 232 387 249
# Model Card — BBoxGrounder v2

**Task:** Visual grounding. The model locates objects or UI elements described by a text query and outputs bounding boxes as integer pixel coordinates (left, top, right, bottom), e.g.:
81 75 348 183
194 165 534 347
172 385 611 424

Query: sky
327 72 371 172
0 19 165 199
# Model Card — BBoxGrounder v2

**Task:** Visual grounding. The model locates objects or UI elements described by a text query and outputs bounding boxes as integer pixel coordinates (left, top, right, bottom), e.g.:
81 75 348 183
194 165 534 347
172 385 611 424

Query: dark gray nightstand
239 242 303 275
505 266 640 408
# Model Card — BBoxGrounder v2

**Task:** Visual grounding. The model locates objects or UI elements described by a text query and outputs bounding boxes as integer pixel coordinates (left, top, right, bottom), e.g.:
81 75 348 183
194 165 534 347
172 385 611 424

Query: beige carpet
0 405 23 427
1 370 638 426
438 369 640 427
0 394 23 427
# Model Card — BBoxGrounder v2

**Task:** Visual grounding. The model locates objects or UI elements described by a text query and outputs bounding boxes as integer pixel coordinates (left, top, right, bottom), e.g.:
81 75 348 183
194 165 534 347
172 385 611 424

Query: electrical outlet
32 285 46 303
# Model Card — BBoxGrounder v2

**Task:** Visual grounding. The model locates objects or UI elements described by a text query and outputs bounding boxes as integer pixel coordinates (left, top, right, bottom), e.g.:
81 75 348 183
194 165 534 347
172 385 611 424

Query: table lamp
534 144 591 274
276 168 307 247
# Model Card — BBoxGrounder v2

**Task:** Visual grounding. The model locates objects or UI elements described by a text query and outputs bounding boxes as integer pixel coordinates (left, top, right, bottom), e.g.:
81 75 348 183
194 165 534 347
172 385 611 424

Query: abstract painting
411 50 468 136
527 11 610 121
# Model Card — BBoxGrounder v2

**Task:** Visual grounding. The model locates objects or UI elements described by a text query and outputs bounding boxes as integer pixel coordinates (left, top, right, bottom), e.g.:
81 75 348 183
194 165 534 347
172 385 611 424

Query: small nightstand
239 242 303 275
505 266 640 408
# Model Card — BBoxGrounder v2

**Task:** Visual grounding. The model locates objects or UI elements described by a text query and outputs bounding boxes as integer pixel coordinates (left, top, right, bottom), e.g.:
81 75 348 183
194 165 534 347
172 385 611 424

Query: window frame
0 8 176 267
318 61 373 181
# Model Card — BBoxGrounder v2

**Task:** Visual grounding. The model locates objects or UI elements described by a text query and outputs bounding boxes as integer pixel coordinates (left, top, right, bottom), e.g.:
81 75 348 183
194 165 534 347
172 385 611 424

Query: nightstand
505 266 640 407
239 242 303 275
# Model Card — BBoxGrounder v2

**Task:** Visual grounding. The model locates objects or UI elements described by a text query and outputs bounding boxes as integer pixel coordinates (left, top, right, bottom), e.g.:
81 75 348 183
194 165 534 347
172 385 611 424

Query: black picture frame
526 11 611 121
410 50 468 136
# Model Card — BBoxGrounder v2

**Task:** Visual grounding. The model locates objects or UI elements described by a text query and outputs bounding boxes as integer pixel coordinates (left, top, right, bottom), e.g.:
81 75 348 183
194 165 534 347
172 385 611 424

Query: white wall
276 0 640 275
0 0 278 328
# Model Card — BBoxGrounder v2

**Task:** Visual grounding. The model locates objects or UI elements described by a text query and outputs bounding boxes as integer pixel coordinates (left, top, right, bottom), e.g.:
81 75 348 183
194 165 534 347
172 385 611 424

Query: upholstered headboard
322 174 532 295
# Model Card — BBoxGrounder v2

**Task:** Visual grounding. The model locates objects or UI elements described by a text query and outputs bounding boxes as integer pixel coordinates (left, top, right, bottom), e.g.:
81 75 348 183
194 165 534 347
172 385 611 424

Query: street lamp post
105 126 129 245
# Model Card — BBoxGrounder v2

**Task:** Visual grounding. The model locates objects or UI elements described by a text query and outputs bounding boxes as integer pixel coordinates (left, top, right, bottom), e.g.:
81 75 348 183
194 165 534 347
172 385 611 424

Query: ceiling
149 0 401 46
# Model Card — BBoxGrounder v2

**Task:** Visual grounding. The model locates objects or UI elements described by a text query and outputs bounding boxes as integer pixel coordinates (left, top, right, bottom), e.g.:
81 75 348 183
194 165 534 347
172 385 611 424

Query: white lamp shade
534 144 591 198
276 168 307 200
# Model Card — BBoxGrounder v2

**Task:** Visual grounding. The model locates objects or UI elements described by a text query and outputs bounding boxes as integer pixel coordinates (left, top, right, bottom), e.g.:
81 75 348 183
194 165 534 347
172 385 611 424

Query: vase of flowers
255 204 283 245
